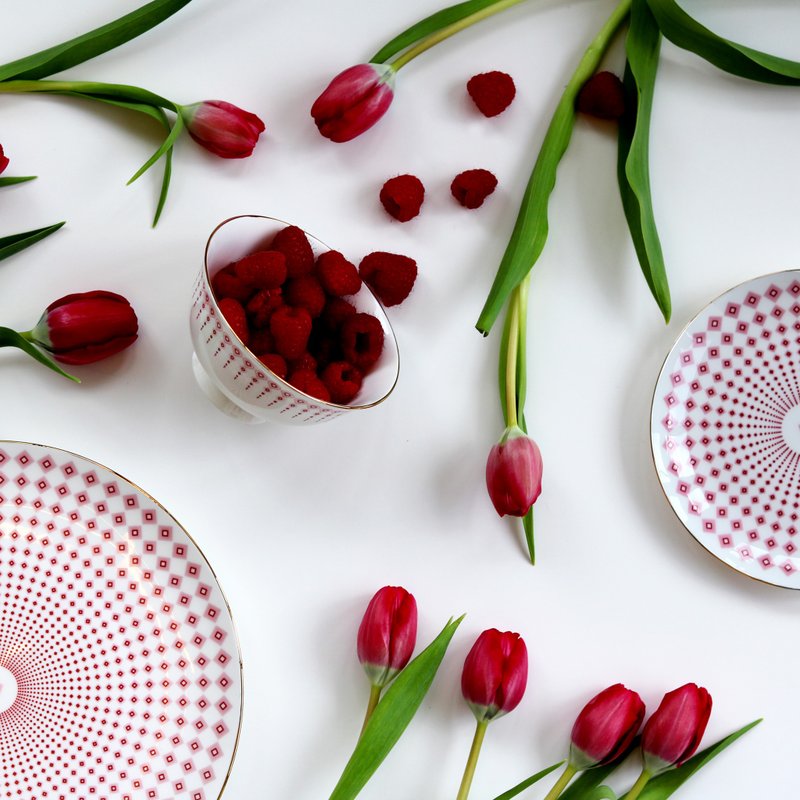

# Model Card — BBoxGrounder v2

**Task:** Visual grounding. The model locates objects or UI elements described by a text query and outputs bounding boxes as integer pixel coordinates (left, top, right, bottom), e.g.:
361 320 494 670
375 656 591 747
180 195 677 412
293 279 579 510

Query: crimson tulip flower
180 100 265 158
0 144 8 174
311 63 396 143
485 425 543 518
29 290 138 365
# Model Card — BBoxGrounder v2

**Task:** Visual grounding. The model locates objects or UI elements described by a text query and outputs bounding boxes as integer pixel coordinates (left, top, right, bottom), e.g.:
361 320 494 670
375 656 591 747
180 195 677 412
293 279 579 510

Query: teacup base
191 353 264 424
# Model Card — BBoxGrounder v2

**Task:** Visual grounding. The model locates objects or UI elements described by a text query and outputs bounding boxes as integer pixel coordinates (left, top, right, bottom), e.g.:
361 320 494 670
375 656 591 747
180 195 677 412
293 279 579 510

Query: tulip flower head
357 586 417 688
461 629 527 723
179 100 265 158
311 63 396 143
0 144 8 174
485 426 543 518
29 291 138 365
642 684 712 776
569 684 646 770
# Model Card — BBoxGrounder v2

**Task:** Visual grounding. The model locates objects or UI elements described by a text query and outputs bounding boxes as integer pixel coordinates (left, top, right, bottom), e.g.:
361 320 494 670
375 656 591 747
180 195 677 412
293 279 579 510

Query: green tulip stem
0 79 176 111
456 720 488 800
541 763 578 800
359 683 383 737
503 289 521 429
390 0 530 71
622 769 652 800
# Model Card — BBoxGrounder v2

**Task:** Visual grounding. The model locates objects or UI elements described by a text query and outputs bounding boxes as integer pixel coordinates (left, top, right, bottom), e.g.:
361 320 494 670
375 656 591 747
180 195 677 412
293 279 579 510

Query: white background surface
2 1 799 798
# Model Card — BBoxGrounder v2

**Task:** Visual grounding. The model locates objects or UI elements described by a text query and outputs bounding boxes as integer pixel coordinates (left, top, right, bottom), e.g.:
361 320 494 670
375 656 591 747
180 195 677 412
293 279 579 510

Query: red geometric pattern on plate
0 442 241 798
652 271 800 588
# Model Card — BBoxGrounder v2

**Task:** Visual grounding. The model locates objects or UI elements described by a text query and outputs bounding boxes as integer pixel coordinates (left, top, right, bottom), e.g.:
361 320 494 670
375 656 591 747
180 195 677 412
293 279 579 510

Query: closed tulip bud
485 426 543 518
29 291 138 365
642 684 712 776
0 144 8 174
179 100 265 158
461 629 527 723
311 63 396 143
357 586 417 688
569 684 646 770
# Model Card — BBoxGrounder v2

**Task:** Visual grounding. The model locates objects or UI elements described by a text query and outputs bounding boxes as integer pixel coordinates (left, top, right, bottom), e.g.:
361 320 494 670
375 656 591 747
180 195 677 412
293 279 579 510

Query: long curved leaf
0 80 175 111
0 0 193 82
328 615 464 800
0 176 36 187
618 0 670 322
371 0 511 64
0 327 78 382
0 222 65 263
492 762 564 800
647 0 800 85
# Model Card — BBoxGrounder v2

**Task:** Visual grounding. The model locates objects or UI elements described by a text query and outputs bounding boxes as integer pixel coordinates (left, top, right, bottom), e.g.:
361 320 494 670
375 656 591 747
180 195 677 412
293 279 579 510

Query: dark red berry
340 313 384 371
289 369 331 402
217 298 250 346
233 250 287 290
576 71 626 120
467 71 516 117
322 361 363 405
316 251 362 296
379 174 425 222
450 169 498 209
359 252 417 307
271 225 315 277
285 275 326 318
270 305 312 360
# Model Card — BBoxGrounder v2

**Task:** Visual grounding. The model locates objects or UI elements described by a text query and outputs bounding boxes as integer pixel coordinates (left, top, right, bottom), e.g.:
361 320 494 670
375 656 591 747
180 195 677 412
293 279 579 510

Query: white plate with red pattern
0 441 242 798
652 271 800 589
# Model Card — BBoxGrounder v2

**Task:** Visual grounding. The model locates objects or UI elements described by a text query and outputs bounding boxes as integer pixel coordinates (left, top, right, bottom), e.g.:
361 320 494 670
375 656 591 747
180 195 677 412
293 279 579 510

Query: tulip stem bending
622 770 652 800
360 684 383 737
456 720 488 800
542 763 577 800
389 0 530 71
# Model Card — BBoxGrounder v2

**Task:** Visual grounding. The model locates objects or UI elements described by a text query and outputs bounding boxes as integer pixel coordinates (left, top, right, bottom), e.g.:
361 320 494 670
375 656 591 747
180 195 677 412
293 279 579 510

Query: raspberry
316 251 362 296
322 361 363 405
211 264 250 303
289 369 331 402
246 288 283 328
233 250 287 290
285 275 326 318
217 298 250 346
359 251 417 307
379 174 425 222
288 352 318 374
576 71 625 120
271 225 315 277
340 313 384 370
321 297 357 331
270 305 312 360
467 71 516 117
257 353 287 379
308 328 340 367
451 169 498 209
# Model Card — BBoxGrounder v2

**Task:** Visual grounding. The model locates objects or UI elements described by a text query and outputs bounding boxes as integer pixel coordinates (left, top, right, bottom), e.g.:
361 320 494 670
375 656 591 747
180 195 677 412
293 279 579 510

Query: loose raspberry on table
233 250 287 290
218 298 250 346
316 251 362 296
271 225 315 277
451 169 498 209
322 361 363 405
321 297 357 331
246 287 283 328
576 71 625 120
340 312 384 371
285 275 326 318
257 353 287 379
379 174 425 222
270 305 312 360
358 251 417 307
289 369 331 402
467 71 516 117
212 264 251 303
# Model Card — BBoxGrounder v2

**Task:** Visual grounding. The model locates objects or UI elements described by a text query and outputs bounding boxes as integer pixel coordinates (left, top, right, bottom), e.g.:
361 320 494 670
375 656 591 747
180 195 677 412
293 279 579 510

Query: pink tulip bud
311 63 395 143
485 426 543 517
30 291 138 365
569 684 646 770
180 100 265 158
0 144 8 174
357 586 417 687
642 684 712 776
461 629 528 723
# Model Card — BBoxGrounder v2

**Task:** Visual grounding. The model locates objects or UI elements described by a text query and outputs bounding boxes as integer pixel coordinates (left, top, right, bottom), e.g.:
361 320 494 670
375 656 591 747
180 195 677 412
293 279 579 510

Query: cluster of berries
212 225 416 405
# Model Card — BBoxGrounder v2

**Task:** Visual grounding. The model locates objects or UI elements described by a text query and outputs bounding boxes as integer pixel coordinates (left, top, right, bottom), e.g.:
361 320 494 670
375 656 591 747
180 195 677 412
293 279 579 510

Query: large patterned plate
0 441 242 798
651 271 800 589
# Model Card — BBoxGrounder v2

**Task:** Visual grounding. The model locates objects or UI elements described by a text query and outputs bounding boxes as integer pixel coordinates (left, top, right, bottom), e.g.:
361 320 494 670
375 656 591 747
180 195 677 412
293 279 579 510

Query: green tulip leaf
0 327 79 382
491 762 564 800
637 719 762 799
0 0 193 82
0 80 176 112
128 113 183 185
588 788 618 800
328 615 464 800
371 0 512 64
646 0 800 85
0 176 36 187
559 740 640 800
618 0 671 323
0 221 65 263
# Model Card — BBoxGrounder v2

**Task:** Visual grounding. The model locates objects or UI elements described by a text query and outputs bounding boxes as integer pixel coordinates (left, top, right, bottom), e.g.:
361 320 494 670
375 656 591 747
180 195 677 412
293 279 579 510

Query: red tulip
180 100 265 158
30 291 138 365
485 426 543 517
0 144 8 174
311 63 395 143
642 684 712 776
569 684 646 770
461 629 527 723
357 586 417 687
